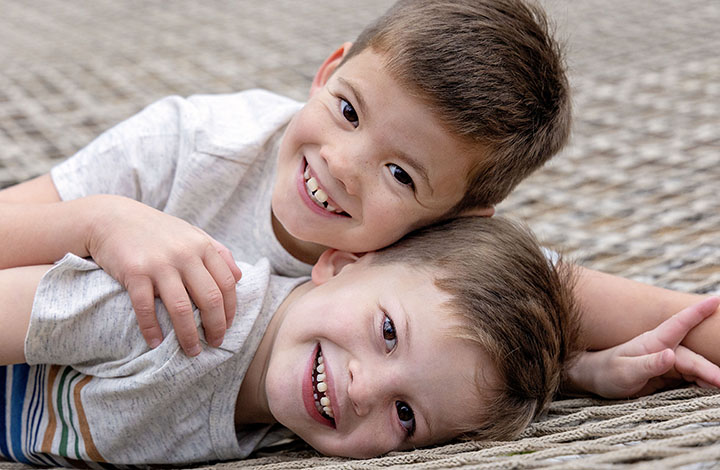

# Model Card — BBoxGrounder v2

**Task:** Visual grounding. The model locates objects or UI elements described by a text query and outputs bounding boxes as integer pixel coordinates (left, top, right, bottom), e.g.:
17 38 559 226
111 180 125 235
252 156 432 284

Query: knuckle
170 299 196 319
217 273 237 292
203 288 225 310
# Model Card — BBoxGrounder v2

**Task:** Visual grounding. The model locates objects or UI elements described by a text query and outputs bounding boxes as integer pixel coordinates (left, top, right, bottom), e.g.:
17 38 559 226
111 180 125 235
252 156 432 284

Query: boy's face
263 250 491 458
272 45 491 258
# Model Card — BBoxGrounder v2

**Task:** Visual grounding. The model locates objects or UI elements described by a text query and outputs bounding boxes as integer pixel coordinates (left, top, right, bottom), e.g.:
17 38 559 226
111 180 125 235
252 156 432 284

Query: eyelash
339 98 359 128
381 314 416 437
386 163 415 189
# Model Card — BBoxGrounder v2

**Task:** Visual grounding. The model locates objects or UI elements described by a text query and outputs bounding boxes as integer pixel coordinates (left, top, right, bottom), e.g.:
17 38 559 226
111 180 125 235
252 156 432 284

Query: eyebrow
337 77 432 194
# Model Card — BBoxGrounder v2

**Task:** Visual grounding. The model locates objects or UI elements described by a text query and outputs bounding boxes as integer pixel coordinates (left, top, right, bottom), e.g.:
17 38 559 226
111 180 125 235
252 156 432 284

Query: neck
234 280 314 425
271 211 327 265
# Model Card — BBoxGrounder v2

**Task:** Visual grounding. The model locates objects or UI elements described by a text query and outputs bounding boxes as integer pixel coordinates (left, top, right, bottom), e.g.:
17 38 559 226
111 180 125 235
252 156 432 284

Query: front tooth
314 189 328 203
307 177 318 192
317 363 325 373
320 396 330 406
317 382 328 392
326 204 335 212
316 373 326 382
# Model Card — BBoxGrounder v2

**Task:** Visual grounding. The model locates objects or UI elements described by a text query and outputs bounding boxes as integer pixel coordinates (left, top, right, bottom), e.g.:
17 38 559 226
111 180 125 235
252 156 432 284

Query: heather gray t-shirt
21 253 306 466
51 90 311 277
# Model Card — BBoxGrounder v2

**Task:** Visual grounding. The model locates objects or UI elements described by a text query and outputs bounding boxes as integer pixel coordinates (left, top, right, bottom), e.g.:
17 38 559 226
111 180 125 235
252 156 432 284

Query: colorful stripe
1 364 105 466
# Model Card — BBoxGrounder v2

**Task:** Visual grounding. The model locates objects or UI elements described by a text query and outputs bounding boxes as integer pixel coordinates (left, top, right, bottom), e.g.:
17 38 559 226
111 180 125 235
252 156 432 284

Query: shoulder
185 90 302 151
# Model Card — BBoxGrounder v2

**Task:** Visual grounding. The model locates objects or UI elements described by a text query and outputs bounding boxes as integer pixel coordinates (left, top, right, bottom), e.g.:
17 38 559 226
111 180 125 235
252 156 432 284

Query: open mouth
312 347 336 425
303 162 349 217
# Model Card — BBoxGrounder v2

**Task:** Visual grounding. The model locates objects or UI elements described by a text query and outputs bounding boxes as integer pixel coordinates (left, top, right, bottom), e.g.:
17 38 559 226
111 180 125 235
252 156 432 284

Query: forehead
332 50 480 209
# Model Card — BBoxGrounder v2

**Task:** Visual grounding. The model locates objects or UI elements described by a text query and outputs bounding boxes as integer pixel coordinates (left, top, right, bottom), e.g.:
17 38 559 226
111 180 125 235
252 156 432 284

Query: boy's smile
271 45 490 263
256 250 493 458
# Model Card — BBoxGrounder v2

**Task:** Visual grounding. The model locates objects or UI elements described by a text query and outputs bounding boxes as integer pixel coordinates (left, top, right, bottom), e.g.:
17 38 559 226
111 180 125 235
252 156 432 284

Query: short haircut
343 0 571 209
369 216 580 441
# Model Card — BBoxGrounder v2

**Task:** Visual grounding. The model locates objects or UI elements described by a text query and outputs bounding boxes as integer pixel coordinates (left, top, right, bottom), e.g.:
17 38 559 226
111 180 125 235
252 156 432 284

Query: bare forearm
573 266 712 349
0 199 94 268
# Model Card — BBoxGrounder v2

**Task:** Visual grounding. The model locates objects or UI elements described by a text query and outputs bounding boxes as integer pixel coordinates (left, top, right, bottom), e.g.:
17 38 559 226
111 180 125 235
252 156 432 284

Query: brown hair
370 216 580 441
342 0 571 209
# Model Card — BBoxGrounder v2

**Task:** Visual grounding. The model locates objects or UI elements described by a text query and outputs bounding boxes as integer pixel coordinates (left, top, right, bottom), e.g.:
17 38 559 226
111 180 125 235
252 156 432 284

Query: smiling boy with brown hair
1 217 580 465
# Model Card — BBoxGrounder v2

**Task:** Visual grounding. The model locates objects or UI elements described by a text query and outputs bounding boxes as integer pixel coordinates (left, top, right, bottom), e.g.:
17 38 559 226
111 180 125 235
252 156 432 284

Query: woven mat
1 0 719 468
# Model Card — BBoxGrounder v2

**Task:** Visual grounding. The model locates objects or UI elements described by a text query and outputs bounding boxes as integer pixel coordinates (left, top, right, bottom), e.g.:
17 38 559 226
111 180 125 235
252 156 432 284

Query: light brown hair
370 216 580 441
343 0 571 209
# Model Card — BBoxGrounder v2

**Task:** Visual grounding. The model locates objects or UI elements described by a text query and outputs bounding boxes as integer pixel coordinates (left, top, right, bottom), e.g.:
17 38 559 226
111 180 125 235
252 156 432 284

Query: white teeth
313 349 334 421
303 164 346 215
314 189 328 203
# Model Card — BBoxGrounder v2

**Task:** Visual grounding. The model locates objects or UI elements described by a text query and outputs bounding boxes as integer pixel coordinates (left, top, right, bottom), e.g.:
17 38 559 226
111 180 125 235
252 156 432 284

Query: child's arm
572 266 714 350
0 265 51 365
0 180 241 357
566 297 720 398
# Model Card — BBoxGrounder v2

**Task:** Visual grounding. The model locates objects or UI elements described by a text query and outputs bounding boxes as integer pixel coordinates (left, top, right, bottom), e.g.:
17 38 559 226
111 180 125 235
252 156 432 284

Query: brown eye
340 98 359 127
382 315 397 351
387 163 414 187
395 401 415 435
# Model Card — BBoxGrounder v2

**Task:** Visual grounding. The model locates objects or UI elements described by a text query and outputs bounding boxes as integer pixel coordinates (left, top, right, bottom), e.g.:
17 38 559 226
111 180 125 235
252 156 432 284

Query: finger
204 243 240 328
696 379 716 389
126 275 163 349
640 297 720 352
613 350 674 397
182 258 228 349
209 238 242 282
675 345 720 388
155 271 202 356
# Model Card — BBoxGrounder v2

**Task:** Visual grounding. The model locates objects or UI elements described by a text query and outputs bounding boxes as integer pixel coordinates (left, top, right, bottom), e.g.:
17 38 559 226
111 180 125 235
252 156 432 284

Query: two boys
1 0 719 464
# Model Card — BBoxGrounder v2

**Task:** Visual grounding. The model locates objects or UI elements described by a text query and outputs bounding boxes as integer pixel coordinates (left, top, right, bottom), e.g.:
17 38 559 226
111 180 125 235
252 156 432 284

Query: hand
85 195 242 356
568 297 720 398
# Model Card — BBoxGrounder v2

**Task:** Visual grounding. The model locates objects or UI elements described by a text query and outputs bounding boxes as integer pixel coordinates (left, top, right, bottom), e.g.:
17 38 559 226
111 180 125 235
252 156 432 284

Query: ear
311 248 361 285
458 206 495 217
309 42 353 97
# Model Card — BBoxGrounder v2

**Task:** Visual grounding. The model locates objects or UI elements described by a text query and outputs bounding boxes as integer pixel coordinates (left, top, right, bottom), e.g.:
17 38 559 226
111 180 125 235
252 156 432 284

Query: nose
347 359 388 417
321 143 366 196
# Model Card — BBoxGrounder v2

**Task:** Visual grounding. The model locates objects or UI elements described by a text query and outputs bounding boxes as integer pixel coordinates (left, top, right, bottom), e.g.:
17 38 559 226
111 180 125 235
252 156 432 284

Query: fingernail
209 337 223 348
188 345 202 356
149 338 161 349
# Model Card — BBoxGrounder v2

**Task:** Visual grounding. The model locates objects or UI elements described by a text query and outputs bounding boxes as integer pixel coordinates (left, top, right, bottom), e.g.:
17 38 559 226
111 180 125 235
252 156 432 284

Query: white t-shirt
0 253 305 466
51 89 311 277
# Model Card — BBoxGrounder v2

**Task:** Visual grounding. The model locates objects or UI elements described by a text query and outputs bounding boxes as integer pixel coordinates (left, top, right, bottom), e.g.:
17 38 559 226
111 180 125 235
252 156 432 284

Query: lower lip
296 159 344 218
302 344 335 428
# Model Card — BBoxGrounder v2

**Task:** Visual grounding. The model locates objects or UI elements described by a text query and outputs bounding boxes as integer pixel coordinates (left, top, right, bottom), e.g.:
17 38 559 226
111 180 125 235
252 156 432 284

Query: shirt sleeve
50 95 205 210
24 254 187 377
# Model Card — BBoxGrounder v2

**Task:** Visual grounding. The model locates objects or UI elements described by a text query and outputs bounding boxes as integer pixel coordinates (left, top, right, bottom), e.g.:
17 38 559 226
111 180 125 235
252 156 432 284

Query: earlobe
309 42 353 97
311 249 361 285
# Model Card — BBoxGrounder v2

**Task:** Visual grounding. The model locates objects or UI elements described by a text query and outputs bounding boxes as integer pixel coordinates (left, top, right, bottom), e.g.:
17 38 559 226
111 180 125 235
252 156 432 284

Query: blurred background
0 0 718 292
